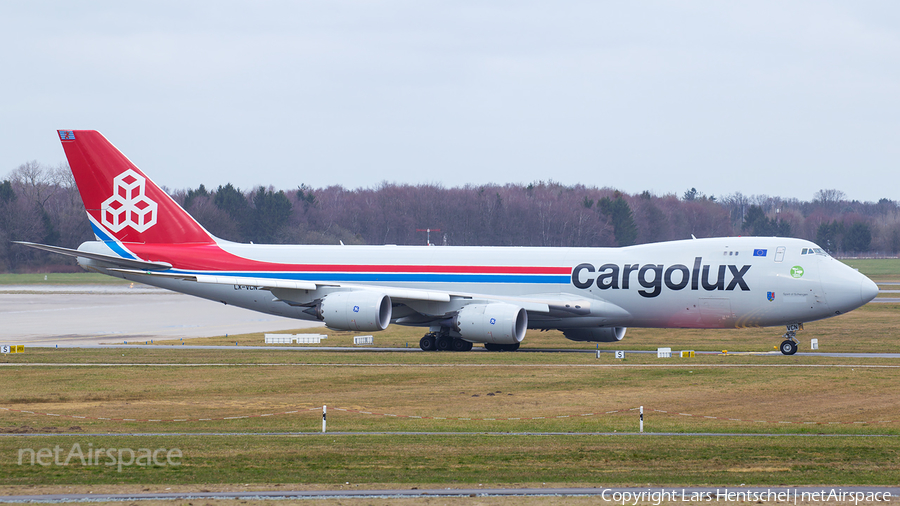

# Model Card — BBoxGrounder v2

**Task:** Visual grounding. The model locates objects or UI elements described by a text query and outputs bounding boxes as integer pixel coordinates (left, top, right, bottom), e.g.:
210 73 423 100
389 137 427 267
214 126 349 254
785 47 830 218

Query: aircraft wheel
436 335 453 351
419 334 436 351
780 340 798 356
484 343 500 351
504 343 520 352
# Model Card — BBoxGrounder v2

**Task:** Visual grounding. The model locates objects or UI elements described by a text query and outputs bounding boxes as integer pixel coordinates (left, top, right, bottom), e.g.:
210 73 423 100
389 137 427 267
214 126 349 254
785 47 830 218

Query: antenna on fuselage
416 228 441 246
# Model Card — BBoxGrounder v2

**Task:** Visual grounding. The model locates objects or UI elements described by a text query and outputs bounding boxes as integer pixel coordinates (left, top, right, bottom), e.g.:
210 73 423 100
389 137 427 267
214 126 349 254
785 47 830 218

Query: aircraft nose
860 276 879 304
820 261 878 313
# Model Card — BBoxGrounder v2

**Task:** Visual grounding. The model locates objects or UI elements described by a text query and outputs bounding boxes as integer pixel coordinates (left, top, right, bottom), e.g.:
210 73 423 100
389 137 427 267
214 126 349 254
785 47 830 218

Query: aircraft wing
105 267 555 309
106 267 461 304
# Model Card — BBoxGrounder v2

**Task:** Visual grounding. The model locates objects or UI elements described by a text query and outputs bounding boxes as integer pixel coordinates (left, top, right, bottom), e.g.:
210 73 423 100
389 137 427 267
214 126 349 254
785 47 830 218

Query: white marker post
322 405 327 433
640 406 644 433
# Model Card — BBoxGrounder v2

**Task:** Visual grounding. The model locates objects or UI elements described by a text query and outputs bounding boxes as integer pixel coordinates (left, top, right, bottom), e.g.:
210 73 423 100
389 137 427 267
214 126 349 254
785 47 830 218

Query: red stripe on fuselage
123 243 571 274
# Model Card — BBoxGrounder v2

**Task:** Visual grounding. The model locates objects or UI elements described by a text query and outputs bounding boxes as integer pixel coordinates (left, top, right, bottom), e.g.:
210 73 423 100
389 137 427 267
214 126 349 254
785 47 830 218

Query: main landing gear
418 332 518 352
779 323 803 355
419 332 473 352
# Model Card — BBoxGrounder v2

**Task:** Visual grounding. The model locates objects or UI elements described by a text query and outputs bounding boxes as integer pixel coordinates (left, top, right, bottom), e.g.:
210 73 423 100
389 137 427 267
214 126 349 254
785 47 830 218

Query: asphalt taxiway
1 486 897 503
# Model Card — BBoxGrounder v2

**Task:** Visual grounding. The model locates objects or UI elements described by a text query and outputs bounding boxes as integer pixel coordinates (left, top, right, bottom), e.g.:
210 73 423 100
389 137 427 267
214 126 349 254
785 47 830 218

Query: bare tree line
2 162 898 272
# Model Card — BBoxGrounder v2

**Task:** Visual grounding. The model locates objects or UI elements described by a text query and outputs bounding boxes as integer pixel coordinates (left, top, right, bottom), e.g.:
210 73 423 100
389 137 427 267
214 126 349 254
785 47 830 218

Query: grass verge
840 258 900 281
0 273 129 285
3 349 899 436
2 434 898 488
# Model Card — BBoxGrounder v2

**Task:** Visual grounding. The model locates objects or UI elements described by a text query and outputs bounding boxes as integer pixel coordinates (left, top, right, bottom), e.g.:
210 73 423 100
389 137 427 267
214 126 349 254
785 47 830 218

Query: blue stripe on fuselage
89 221 137 260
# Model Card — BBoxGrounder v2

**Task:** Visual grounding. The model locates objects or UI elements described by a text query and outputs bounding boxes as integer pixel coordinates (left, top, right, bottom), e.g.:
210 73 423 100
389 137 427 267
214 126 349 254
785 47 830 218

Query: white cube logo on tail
101 169 158 232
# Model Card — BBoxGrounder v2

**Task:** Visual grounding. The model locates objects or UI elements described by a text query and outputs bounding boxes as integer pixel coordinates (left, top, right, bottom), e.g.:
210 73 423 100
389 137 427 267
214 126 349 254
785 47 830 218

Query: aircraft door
774 246 786 262
811 254 828 311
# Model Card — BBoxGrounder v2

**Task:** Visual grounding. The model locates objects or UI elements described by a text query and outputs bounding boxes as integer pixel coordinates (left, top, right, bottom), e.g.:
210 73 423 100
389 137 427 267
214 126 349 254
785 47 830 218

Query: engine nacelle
319 291 392 331
562 327 627 342
455 303 527 345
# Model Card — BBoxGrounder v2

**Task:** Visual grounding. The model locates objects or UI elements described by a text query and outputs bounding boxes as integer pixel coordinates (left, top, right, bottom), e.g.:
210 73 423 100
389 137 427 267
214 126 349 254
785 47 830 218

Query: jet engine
455 303 527 345
562 327 627 342
318 291 392 331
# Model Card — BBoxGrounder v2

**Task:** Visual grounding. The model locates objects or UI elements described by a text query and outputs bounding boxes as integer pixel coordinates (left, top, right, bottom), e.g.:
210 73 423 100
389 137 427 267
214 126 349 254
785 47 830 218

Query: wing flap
107 268 320 291
339 284 451 303
194 274 319 291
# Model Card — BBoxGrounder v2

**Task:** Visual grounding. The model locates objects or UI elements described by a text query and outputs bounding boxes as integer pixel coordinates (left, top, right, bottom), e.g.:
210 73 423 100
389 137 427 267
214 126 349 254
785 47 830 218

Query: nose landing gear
779 339 798 355
779 323 803 355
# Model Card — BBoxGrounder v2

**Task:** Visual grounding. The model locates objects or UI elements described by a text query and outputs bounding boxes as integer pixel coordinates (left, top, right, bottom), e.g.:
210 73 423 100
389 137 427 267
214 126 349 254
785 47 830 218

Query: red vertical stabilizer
57 130 214 245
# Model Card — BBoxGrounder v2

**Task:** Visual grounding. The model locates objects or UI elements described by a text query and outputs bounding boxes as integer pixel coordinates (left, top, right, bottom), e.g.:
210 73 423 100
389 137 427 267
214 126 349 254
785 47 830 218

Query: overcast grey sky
1 1 898 202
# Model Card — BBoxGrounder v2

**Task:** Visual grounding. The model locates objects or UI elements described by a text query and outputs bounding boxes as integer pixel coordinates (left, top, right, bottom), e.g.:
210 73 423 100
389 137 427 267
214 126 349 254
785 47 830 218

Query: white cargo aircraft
18 130 879 355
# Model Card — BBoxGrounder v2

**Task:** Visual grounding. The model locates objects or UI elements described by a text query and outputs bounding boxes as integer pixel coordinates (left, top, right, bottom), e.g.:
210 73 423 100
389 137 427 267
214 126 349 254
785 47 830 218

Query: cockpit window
802 247 829 256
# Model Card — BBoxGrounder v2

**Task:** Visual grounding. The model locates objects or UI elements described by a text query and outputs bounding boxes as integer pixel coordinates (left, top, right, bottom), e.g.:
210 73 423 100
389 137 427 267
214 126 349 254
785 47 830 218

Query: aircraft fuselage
80 235 876 331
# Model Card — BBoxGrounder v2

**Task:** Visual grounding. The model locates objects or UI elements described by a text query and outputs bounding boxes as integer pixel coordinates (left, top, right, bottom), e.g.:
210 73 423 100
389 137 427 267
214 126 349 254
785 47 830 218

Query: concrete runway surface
0 285 320 346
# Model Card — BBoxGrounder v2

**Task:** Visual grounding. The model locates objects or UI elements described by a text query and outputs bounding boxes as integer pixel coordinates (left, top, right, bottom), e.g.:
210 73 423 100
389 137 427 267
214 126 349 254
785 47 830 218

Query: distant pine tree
598 193 637 246
843 222 872 253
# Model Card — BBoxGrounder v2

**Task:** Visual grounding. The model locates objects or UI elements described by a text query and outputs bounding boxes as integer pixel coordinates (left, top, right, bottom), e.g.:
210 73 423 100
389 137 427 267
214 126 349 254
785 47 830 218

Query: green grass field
840 258 900 280
0 272 129 285
3 434 898 489
2 340 900 490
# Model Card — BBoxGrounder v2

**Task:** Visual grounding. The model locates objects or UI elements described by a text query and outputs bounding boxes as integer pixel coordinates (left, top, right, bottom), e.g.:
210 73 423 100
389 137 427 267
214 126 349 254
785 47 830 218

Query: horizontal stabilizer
14 242 172 270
